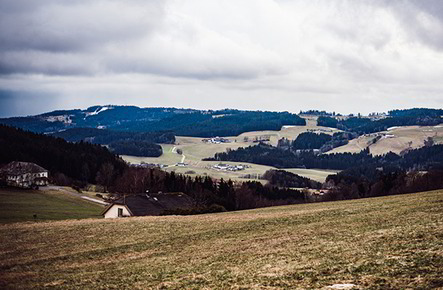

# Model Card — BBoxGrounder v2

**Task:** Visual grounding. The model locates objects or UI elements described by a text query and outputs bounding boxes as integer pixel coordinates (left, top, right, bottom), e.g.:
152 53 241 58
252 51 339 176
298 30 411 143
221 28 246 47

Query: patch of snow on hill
84 106 113 118
387 126 400 131
44 115 72 124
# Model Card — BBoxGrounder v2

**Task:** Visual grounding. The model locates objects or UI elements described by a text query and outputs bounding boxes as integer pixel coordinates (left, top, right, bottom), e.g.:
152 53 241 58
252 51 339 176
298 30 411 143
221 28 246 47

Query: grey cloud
0 0 284 79
0 0 442 116
0 89 61 117
373 0 443 50
0 0 166 74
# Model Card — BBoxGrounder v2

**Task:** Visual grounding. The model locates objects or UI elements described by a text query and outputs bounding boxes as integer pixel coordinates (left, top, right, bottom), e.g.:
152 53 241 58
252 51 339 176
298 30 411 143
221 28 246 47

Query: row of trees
278 132 356 153
317 112 442 135
205 142 443 171
326 168 443 201
52 128 176 144
291 132 332 150
262 170 322 189
109 167 307 211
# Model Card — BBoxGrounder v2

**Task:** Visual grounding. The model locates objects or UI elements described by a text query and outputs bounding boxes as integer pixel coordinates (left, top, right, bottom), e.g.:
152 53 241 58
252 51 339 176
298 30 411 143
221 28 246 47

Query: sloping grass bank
0 190 442 289
0 188 103 223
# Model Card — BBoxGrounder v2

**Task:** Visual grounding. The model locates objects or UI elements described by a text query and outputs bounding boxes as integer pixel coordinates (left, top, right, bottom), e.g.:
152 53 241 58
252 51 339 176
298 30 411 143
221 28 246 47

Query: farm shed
102 192 195 218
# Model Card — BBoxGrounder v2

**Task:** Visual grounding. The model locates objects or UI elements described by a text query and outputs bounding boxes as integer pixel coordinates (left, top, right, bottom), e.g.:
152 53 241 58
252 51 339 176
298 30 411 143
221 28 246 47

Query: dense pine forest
52 128 176 144
206 142 443 171
0 125 126 184
0 106 306 137
52 128 173 157
291 132 332 150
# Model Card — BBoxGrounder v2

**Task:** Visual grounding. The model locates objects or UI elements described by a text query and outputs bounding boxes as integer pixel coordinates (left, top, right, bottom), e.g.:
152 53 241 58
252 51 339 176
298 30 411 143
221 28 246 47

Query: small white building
0 161 49 188
102 203 132 218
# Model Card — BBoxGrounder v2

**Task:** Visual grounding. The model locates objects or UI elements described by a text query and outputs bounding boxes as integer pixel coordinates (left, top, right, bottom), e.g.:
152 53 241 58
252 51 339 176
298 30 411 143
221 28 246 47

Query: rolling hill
0 190 442 289
327 125 443 156
0 106 306 137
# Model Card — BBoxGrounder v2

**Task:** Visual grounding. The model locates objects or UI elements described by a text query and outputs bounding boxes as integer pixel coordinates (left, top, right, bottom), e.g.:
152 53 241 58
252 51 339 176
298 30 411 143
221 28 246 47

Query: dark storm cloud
0 89 60 117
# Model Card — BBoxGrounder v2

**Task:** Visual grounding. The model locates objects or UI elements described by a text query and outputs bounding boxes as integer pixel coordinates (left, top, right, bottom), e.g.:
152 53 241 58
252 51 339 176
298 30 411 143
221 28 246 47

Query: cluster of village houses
130 162 168 169
211 163 249 171
202 136 231 144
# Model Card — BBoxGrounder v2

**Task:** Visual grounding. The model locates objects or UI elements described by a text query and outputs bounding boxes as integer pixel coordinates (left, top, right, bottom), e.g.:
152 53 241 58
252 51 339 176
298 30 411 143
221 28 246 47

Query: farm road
42 186 109 206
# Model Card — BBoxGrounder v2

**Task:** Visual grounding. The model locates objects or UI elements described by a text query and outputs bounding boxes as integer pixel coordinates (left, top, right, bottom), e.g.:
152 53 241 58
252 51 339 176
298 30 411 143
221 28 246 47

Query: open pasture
0 188 104 223
1 190 442 289
328 125 443 156
122 116 341 182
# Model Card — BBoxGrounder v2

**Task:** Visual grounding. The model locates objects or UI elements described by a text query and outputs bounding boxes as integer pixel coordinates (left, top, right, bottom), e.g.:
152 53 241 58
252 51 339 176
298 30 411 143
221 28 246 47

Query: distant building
0 161 49 188
102 192 195 218
202 136 231 144
212 163 247 171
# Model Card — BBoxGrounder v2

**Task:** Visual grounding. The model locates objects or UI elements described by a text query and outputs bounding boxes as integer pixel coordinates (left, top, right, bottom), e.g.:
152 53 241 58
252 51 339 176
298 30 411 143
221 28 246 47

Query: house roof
102 192 195 216
0 161 48 176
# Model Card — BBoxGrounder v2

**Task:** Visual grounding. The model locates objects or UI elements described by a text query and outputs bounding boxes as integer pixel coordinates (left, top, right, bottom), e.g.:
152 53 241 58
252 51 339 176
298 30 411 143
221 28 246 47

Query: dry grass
236 116 341 146
1 190 442 289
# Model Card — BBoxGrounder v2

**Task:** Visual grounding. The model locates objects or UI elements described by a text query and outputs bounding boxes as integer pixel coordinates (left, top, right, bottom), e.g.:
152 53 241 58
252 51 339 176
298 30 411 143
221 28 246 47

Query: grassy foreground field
0 188 104 223
1 190 442 289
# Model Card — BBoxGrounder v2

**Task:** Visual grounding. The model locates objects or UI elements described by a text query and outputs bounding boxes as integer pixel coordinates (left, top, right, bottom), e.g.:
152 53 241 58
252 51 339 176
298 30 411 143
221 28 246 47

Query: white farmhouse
0 161 49 188
102 203 132 218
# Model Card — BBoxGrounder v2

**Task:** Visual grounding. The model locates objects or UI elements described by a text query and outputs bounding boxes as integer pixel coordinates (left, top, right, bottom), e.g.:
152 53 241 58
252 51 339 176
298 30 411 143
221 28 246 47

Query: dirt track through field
42 186 109 206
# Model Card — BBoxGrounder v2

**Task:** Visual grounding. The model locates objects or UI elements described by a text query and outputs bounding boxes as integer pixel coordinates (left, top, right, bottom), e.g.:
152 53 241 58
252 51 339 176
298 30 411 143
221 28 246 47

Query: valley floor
1 190 442 289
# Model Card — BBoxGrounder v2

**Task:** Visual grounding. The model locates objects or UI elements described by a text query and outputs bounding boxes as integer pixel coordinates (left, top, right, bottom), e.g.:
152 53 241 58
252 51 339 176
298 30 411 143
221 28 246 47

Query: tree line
205 142 443 171
109 167 307 212
317 108 442 135
52 128 172 157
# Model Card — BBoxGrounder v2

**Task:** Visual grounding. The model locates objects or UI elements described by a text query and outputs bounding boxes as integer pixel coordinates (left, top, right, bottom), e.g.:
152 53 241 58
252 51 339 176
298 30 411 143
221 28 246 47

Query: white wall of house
104 204 132 218
6 171 48 188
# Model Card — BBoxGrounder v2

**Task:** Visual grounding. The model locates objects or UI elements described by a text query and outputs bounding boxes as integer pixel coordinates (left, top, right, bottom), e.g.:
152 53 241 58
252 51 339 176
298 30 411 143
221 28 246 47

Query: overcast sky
1 0 442 117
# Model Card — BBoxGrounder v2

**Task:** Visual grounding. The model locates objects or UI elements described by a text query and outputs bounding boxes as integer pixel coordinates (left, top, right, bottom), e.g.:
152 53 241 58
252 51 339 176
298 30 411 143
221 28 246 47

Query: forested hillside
317 108 442 134
206 142 443 171
52 128 173 157
0 106 306 137
0 125 126 184
291 132 332 150
52 128 176 144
